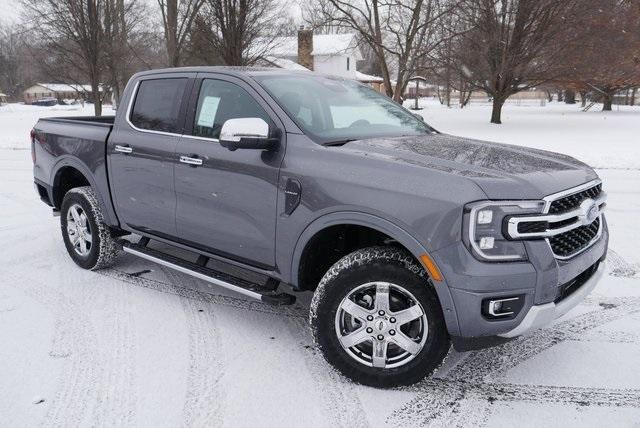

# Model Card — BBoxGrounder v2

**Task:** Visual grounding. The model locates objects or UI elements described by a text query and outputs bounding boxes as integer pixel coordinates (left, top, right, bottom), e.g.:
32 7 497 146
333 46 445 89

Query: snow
1 101 640 426
267 33 359 57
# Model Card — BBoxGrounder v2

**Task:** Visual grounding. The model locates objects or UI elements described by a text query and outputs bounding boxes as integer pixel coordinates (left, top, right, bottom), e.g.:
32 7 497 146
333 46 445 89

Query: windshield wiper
322 139 358 146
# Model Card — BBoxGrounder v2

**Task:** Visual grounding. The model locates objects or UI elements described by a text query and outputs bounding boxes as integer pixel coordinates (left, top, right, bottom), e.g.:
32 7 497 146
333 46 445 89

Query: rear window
130 78 187 133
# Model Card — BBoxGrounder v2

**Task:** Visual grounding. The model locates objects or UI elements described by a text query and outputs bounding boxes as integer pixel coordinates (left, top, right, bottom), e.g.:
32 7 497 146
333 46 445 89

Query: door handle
114 145 133 154
179 155 203 166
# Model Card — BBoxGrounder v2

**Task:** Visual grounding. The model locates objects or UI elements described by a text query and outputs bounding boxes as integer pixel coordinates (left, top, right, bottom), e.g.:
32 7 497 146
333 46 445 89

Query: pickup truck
32 67 608 387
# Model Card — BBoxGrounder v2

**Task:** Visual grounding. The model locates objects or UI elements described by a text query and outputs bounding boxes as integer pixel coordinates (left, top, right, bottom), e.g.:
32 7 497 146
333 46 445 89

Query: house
0 91 7 105
22 83 109 104
264 30 363 79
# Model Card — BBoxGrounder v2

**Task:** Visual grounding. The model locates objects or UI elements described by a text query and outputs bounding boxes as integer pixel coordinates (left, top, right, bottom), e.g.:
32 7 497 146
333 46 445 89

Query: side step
121 241 296 305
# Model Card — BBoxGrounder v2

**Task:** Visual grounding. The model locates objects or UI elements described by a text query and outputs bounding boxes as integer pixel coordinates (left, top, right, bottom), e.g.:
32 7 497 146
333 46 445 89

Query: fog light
482 295 525 320
479 236 495 249
477 209 493 224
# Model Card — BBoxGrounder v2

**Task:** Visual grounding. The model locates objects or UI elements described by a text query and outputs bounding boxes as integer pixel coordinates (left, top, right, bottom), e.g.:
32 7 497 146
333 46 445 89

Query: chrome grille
549 183 602 214
506 180 605 260
549 218 601 258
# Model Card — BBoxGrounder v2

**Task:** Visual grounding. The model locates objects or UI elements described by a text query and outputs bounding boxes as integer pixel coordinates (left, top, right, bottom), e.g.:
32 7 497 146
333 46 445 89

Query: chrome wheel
334 282 428 369
66 203 92 257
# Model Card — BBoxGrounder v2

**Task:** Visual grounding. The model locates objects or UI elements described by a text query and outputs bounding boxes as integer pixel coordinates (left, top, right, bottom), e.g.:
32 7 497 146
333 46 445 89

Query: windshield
254 74 434 144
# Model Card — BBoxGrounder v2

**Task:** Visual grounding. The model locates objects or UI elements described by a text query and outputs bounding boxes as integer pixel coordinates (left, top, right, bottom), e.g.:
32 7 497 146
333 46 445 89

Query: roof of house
268 33 361 58
355 71 384 83
262 56 310 71
29 83 104 93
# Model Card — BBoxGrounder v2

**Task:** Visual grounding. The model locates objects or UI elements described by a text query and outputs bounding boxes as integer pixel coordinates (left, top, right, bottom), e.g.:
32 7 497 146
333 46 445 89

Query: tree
454 0 577 123
560 0 640 111
197 0 290 66
157 0 206 66
22 0 106 115
312 0 459 102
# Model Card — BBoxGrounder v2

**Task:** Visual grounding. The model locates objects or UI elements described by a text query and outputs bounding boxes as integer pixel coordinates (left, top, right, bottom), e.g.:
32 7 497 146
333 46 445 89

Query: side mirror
219 117 277 151
412 112 425 122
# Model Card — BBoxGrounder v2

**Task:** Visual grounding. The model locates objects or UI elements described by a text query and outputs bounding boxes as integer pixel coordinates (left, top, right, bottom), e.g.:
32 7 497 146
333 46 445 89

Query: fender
290 211 461 336
50 155 119 227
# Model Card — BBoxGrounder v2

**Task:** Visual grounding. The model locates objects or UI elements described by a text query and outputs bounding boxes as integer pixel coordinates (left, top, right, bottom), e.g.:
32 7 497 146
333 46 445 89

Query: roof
31 83 104 93
262 56 310 71
268 33 361 58
355 71 384 83
0 92 7 97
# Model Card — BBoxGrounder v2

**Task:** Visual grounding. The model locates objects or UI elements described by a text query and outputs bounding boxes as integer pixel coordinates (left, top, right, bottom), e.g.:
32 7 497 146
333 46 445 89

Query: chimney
297 26 314 71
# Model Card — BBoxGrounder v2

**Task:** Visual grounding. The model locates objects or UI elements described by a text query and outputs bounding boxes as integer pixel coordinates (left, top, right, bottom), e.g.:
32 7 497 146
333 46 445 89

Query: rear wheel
310 246 450 387
60 186 119 270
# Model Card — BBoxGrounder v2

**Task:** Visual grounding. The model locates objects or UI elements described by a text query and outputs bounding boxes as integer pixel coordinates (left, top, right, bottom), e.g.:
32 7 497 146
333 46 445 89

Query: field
1 100 639 427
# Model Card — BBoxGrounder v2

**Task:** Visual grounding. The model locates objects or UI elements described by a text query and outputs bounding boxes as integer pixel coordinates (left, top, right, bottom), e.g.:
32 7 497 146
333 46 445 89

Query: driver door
173 74 284 268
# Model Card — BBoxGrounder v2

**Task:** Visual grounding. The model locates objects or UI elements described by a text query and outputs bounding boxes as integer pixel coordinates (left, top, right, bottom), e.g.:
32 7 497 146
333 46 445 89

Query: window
255 74 433 145
130 78 188 133
192 79 272 140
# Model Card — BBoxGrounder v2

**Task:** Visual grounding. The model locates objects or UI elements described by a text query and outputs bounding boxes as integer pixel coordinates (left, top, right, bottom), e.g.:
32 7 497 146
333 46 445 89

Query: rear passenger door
173 74 285 268
108 74 193 236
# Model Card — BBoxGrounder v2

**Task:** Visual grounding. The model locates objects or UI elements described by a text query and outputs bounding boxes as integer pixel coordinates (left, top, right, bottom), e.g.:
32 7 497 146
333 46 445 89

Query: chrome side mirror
219 117 276 151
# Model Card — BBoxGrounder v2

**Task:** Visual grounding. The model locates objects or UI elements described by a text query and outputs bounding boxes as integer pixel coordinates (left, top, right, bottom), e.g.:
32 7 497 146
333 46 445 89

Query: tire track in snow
159 266 225 427
607 249 639 278
3 270 103 427
284 315 370 428
89 278 138 427
386 296 640 426
388 379 640 426
445 296 640 382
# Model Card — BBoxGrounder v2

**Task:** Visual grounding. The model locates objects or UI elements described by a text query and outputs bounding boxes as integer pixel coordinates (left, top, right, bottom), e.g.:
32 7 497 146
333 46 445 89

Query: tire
60 186 119 270
310 246 450 388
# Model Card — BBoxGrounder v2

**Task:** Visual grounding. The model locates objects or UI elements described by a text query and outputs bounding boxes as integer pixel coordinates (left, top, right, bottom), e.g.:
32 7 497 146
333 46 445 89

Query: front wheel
310 247 450 388
60 186 119 270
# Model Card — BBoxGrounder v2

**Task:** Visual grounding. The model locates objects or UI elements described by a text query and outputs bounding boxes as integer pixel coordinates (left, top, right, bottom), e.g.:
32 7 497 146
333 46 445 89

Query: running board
121 241 296 305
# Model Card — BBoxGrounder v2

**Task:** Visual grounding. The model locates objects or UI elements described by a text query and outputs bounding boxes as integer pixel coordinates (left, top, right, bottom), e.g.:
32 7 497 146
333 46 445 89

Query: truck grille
506 181 605 260
549 183 602 214
548 217 600 258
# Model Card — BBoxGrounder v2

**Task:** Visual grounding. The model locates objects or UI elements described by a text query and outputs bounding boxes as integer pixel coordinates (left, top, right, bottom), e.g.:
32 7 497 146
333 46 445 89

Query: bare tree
313 0 459 101
196 0 290 66
0 22 32 100
158 0 206 66
103 0 150 105
561 0 640 111
454 0 577 123
22 0 106 115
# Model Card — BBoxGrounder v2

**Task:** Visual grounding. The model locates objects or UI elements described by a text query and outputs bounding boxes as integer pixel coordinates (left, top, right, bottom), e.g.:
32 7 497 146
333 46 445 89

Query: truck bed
32 115 118 225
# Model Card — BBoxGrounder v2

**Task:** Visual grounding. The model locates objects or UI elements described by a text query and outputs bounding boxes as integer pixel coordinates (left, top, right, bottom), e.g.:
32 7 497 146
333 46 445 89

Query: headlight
464 200 545 261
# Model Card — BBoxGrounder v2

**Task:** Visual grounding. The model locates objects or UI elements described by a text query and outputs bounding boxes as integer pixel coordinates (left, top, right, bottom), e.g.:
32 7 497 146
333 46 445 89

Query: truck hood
342 134 598 199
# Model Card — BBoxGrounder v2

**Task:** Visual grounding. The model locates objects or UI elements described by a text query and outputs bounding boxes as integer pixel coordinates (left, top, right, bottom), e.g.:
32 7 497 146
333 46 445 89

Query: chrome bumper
499 262 605 338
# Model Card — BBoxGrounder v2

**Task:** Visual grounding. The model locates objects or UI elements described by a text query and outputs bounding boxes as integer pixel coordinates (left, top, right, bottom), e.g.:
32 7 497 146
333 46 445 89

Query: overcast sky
0 0 302 26
0 0 21 23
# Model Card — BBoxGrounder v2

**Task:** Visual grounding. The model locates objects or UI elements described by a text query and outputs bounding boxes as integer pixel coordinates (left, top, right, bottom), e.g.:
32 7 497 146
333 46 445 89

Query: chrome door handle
180 155 203 166
114 145 133 154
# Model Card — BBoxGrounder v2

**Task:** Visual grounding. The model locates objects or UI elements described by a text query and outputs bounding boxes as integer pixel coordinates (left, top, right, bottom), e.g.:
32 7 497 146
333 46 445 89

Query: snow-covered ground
1 102 639 427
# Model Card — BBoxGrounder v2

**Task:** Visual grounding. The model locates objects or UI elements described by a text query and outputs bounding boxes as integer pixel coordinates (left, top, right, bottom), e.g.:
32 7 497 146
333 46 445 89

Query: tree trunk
557 91 564 102
602 92 613 111
564 89 576 104
631 87 637 106
490 97 505 124
91 83 102 116
579 91 588 107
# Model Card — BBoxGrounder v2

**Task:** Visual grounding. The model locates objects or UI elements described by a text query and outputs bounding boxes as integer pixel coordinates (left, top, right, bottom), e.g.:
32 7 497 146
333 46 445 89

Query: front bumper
498 261 605 338
431 220 608 339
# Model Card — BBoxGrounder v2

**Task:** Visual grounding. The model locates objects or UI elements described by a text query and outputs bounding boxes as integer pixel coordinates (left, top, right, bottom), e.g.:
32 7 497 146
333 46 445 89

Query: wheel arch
50 156 118 226
290 211 460 335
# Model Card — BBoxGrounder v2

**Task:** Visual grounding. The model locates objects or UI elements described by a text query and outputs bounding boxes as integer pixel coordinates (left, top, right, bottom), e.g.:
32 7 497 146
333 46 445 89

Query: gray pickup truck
32 67 608 387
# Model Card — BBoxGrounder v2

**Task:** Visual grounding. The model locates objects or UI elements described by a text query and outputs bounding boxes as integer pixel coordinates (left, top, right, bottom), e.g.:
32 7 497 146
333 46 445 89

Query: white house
265 30 363 79
22 83 109 104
